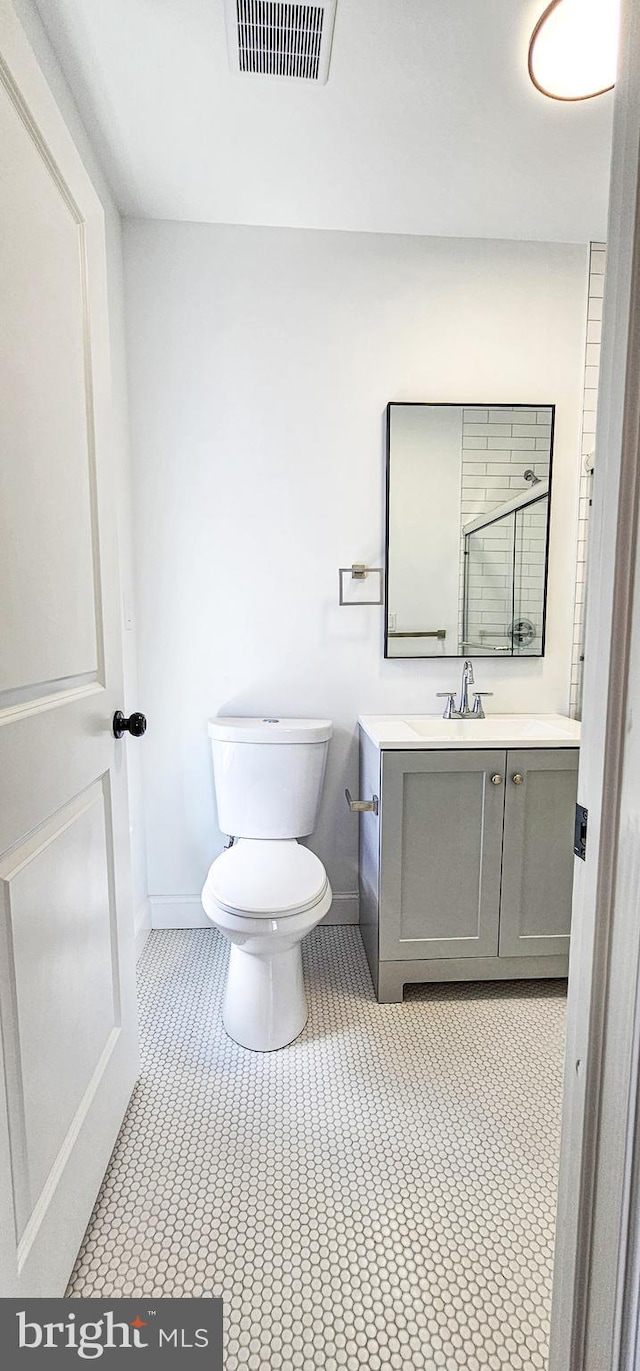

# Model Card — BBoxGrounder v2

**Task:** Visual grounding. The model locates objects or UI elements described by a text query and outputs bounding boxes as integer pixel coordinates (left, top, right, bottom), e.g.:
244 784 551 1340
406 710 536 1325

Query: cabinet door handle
512 773 524 785
490 774 503 786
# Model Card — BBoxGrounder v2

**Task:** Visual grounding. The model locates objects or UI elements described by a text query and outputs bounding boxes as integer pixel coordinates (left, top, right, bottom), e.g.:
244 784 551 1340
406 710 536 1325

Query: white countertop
358 713 581 750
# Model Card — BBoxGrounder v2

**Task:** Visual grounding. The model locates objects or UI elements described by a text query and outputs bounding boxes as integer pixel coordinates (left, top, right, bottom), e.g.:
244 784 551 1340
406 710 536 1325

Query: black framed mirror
385 402 554 658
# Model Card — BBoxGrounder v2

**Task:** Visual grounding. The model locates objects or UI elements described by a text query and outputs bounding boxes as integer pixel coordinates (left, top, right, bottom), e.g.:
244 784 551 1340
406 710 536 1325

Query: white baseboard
321 892 359 925
134 897 152 960
150 891 360 929
151 896 209 929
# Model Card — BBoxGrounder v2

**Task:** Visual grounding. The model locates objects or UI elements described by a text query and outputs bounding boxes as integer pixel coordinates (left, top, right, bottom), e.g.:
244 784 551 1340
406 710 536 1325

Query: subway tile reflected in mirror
385 403 554 658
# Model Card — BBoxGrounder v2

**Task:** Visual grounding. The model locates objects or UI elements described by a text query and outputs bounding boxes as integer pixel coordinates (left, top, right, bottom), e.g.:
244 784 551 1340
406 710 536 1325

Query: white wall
387 405 462 656
13 0 150 952
123 220 588 924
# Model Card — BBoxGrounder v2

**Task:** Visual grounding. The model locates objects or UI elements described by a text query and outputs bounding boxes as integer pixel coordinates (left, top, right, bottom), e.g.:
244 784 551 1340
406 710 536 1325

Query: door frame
550 0 640 1366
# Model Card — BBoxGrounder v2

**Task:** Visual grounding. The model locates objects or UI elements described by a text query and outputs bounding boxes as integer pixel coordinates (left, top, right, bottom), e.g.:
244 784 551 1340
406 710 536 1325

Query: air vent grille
227 0 337 83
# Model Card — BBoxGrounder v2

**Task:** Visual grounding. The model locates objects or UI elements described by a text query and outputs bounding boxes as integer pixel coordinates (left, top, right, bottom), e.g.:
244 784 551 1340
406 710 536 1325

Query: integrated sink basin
358 713 581 750
405 716 576 743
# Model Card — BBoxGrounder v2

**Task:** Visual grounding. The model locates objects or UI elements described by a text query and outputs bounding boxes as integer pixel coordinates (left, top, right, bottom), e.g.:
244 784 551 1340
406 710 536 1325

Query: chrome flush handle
345 788 379 815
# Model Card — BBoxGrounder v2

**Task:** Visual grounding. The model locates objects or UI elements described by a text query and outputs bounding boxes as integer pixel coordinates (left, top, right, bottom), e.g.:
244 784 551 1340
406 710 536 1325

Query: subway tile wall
459 408 552 655
569 243 606 719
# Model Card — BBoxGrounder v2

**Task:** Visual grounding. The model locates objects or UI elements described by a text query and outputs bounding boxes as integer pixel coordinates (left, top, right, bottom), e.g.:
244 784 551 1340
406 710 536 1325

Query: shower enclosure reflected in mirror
384 403 554 658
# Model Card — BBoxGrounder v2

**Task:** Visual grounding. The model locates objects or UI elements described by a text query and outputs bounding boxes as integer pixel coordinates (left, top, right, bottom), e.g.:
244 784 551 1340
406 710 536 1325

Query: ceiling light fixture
528 0 619 102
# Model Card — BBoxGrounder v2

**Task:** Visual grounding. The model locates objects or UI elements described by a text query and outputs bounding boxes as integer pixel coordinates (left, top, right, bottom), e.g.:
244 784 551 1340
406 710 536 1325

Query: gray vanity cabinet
359 733 579 1002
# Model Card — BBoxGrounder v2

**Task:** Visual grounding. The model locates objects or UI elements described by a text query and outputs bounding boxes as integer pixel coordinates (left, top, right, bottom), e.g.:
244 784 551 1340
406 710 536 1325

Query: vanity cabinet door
379 750 506 961
499 748 579 959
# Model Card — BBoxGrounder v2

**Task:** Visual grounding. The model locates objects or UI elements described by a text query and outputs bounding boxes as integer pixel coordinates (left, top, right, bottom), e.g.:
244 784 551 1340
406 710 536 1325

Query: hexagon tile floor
68 927 567 1371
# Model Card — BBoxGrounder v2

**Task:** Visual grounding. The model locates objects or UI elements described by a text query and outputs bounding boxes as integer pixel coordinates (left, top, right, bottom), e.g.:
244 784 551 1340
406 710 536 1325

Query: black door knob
113 710 147 740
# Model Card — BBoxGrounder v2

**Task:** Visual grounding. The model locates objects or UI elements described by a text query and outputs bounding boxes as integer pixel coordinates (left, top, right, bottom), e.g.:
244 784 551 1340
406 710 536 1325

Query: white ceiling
32 0 614 241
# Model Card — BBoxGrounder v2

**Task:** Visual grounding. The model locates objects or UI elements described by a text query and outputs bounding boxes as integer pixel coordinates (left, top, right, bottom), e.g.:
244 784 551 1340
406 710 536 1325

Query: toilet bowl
201 717 333 1051
202 839 332 1050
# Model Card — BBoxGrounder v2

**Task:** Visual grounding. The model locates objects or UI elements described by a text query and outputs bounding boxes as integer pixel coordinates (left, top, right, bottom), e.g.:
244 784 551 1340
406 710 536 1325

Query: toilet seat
203 838 328 918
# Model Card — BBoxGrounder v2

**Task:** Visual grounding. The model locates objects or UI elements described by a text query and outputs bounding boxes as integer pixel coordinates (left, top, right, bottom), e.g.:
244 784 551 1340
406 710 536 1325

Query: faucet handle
472 692 493 719
437 691 456 719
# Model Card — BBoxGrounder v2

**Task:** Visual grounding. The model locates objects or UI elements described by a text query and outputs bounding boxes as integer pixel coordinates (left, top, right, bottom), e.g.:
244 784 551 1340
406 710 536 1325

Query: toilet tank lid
208 717 332 744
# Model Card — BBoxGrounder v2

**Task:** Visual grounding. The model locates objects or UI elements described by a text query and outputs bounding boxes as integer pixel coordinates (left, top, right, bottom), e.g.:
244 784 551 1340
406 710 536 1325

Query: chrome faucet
437 659 493 719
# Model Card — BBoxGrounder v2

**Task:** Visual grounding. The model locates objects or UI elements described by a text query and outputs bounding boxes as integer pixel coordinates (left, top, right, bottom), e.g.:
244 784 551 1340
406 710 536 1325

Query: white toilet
201 716 333 1051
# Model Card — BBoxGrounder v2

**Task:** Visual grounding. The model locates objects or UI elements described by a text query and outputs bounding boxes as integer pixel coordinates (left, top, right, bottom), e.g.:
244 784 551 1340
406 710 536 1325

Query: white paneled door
0 1 139 1294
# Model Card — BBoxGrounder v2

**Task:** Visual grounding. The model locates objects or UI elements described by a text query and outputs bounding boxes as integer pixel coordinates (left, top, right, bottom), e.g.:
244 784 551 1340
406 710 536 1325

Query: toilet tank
208 717 332 839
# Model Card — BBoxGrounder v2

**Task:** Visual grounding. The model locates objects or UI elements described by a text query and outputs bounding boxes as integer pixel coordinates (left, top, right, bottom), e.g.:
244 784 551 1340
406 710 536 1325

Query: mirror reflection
385 403 554 658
